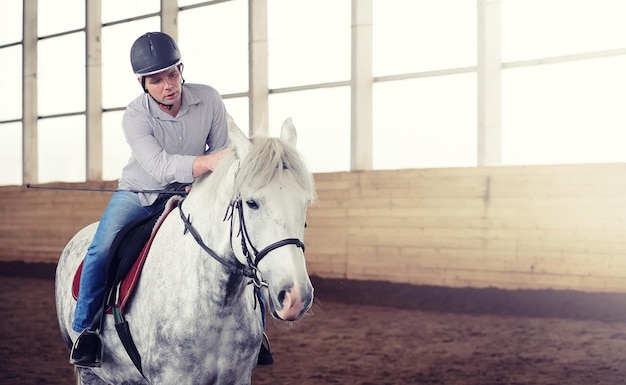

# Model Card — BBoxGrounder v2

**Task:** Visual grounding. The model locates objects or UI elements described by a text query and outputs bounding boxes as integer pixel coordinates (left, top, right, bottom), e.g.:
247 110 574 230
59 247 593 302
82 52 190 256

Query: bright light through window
373 74 477 169
0 0 22 45
102 111 130 181
502 0 626 62
269 87 351 173
37 33 86 116
178 0 248 95
101 0 160 24
502 56 626 165
0 45 22 121
373 0 477 76
38 116 86 183
267 0 351 89
38 0 84 37
0 122 22 186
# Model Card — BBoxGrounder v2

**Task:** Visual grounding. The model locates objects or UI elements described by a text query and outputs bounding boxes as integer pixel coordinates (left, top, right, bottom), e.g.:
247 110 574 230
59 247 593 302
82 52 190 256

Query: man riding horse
69 31 272 367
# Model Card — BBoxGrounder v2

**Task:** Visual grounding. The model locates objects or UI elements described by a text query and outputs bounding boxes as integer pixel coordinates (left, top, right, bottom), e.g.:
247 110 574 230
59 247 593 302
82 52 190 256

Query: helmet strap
150 93 174 111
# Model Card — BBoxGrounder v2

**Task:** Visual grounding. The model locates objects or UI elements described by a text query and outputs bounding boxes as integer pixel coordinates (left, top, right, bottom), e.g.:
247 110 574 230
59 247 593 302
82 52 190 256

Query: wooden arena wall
2 163 626 293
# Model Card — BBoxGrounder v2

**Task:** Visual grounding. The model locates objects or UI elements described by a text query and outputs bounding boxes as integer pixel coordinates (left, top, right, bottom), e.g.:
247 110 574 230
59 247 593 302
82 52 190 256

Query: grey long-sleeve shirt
118 83 228 205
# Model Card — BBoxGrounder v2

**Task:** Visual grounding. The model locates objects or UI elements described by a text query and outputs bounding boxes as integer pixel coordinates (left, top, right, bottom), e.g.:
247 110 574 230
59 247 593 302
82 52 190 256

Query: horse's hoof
69 329 103 368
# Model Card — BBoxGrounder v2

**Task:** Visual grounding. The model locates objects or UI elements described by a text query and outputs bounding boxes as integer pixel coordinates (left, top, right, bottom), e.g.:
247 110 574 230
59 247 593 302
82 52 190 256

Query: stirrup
257 332 273 365
69 328 103 368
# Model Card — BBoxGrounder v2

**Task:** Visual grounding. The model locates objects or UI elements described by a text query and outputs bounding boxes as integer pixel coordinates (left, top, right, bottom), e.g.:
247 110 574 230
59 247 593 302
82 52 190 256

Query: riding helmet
130 32 181 76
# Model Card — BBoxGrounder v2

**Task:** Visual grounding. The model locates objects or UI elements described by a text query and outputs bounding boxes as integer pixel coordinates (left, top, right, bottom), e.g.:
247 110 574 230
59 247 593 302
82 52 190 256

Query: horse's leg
76 368 108 385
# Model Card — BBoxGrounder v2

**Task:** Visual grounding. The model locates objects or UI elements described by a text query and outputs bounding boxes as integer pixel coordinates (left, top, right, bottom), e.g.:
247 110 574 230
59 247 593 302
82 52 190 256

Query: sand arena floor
2 264 626 385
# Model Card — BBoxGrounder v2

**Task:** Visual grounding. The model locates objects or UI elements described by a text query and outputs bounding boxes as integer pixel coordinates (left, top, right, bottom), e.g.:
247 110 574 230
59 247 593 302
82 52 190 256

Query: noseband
178 197 305 287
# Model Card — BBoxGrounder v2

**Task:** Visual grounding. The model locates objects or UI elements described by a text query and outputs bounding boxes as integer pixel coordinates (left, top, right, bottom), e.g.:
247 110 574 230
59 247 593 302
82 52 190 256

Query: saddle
72 197 182 313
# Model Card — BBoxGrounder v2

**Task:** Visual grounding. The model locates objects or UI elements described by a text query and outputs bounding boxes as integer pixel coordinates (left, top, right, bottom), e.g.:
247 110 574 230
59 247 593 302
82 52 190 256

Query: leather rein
178 197 305 288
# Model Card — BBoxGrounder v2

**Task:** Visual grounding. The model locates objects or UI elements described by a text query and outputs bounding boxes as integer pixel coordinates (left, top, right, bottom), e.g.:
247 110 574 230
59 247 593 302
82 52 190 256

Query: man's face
142 66 182 105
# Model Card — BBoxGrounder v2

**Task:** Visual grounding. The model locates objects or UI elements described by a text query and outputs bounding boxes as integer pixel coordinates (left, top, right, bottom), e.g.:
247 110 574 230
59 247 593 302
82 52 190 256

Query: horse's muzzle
274 285 313 321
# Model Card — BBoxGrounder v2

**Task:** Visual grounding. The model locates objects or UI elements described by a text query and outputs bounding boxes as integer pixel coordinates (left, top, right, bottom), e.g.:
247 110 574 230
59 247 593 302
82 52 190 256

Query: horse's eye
246 199 259 210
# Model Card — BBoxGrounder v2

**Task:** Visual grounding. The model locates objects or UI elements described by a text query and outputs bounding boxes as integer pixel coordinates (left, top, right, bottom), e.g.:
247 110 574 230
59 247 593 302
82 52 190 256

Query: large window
373 0 476 76
37 33 86 116
4 0 626 186
501 0 626 165
502 57 626 165
269 87 351 172
178 0 249 96
0 122 22 186
373 74 477 169
38 116 86 183
267 0 350 89
0 45 22 121
0 0 23 186
267 0 351 171
372 0 477 169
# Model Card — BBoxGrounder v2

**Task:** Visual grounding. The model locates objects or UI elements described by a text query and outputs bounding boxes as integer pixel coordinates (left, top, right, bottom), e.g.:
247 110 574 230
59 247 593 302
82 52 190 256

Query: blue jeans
72 191 165 332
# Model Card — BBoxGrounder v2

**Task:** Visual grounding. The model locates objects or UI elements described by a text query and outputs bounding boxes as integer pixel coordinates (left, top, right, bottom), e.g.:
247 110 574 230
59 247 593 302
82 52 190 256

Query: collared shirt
118 83 228 205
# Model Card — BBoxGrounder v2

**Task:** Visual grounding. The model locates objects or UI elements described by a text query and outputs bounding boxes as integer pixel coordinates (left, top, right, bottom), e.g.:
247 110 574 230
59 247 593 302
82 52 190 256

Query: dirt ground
2 262 626 385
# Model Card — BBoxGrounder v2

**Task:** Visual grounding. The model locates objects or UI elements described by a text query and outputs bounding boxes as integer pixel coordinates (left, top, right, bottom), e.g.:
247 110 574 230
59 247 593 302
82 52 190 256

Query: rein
25 183 189 196
178 198 254 278
177 196 305 288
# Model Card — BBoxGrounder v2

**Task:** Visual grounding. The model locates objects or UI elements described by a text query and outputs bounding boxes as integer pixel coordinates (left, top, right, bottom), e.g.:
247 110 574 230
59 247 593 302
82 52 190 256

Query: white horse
55 117 316 384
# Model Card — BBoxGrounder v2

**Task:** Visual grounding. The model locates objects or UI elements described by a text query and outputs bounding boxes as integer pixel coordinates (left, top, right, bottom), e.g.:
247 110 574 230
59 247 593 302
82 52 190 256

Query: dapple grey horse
55 116 316 384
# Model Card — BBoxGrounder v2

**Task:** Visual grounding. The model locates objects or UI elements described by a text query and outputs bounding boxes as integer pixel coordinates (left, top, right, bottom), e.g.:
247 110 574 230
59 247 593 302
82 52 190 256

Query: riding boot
256 332 273 365
70 328 103 367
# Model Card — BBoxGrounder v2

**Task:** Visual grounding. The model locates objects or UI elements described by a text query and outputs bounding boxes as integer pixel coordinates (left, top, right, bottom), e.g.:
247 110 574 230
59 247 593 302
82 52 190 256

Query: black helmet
130 32 181 76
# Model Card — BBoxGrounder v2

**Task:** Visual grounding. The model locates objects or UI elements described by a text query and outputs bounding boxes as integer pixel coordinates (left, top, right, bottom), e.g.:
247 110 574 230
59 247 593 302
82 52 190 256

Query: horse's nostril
277 290 286 305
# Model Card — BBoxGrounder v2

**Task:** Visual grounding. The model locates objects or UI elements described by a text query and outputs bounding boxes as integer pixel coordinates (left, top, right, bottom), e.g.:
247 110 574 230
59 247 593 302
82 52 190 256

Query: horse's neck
177 182 253 306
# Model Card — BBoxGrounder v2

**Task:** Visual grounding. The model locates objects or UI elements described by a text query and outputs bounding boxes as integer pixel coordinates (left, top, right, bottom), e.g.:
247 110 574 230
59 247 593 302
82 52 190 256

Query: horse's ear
227 114 251 159
280 117 297 147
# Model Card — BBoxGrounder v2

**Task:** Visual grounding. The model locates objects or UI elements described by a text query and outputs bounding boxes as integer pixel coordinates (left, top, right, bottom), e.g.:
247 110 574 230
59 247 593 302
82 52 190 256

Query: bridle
178 196 305 288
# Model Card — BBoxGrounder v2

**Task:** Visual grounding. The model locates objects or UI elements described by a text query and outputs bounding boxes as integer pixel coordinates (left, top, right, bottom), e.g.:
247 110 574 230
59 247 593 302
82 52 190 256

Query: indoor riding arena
4 166 626 385
3 1 626 385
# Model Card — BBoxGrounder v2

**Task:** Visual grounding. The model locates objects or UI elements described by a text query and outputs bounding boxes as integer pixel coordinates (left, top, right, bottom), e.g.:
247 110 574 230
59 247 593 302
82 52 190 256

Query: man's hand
192 148 230 177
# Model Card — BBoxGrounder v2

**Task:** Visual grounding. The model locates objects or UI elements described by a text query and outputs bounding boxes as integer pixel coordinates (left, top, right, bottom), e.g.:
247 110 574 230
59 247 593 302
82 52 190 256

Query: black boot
257 332 274 365
69 328 103 367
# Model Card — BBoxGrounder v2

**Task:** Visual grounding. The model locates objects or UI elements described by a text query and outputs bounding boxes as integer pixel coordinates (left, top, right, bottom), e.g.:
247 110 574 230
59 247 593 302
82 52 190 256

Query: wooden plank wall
2 164 626 293
306 164 626 293
0 181 116 263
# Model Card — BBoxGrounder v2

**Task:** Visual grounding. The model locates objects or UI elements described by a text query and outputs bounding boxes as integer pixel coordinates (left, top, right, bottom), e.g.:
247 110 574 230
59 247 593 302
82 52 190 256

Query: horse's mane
201 136 316 202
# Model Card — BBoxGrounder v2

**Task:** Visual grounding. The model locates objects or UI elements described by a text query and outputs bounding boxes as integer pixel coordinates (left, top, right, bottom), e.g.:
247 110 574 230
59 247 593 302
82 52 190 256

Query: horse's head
227 116 316 321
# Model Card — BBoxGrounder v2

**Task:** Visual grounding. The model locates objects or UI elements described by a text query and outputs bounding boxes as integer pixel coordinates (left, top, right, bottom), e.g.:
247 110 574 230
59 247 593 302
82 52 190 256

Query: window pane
373 0 476 77
102 18 160 109
502 0 626 62
269 87 350 173
38 32 86 115
0 46 22 121
0 122 22 186
38 0 84 36
502 57 626 165
373 74 477 169
38 116 86 183
0 0 22 45
178 0 248 95
102 111 130 181
102 0 160 24
268 0 350 89
223 97 249 135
